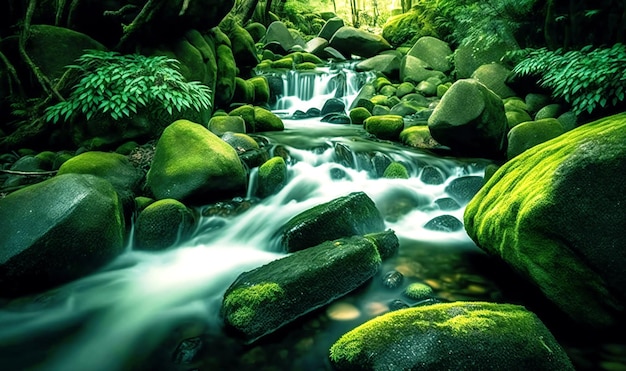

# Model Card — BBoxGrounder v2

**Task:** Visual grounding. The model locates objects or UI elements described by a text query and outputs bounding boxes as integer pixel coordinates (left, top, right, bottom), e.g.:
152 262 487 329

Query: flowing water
1 63 612 370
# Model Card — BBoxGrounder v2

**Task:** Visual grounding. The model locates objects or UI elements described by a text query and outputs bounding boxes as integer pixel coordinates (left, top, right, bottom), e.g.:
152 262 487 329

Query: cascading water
0 64 496 371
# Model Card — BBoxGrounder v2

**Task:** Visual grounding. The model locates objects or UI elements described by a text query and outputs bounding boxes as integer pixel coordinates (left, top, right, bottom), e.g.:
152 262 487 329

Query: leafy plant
511 43 626 116
45 50 212 124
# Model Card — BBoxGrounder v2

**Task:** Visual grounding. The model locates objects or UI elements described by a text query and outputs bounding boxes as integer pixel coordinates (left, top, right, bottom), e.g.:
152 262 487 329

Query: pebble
326 302 361 321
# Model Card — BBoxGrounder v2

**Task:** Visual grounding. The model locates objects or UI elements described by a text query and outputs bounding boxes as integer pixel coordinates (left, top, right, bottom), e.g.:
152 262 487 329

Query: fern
512 43 626 116
45 50 212 124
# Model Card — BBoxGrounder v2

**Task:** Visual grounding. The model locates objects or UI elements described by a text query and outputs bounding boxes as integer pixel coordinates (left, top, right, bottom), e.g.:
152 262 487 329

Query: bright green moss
223 283 285 327
382 162 409 179
403 282 433 300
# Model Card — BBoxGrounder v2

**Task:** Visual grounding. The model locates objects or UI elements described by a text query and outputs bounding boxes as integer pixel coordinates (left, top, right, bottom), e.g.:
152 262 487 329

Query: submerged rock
221 234 387 343
329 301 574 370
279 191 385 253
0 174 125 297
465 112 626 328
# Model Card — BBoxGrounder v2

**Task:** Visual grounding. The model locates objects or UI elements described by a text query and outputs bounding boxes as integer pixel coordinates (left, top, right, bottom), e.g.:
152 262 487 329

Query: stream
0 63 601 370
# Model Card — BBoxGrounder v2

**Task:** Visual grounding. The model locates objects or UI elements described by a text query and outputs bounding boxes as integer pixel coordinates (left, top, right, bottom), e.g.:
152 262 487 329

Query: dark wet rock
321 113 351 125
419 165 445 185
221 234 385 343
445 176 484 204
265 21 303 53
279 191 385 253
465 112 626 328
388 299 409 311
318 17 345 41
382 270 404 289
424 215 463 232
0 174 124 297
306 108 321 117
172 337 203 365
434 198 461 211
321 98 346 115
330 301 575 370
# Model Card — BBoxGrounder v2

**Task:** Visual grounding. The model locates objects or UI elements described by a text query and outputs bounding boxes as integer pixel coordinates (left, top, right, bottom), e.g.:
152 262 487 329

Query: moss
330 301 574 370
229 105 256 132
257 156 287 197
223 282 285 327
301 52 324 65
253 107 284 132
349 107 372 125
232 77 255 104
464 112 626 327
215 44 236 106
382 162 409 179
370 95 389 106
403 282 433 300
249 76 269 104
364 115 404 141
373 77 392 92
295 62 317 70
134 198 194 250
272 57 294 69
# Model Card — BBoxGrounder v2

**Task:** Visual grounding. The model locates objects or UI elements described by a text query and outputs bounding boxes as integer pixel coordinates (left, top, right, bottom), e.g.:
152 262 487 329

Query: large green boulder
134 199 194 251
279 192 385 253
215 44 237 107
146 119 246 203
364 115 404 141
329 26 392 58
57 151 142 209
208 115 246 136
471 63 516 99
399 125 441 150
254 106 284 132
400 55 446 85
329 301 574 370
464 113 626 328
222 19 259 71
407 36 452 73
428 79 507 158
221 233 394 343
0 174 124 297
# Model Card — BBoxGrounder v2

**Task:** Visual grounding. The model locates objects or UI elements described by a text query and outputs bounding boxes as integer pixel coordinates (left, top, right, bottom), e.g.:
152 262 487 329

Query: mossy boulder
208 115 246 136
215 44 237 107
399 126 440 150
146 119 246 203
506 109 533 128
318 17 345 41
471 63 516 99
364 115 404 141
355 54 401 80
453 39 512 79
232 77 256 104
400 55 446 85
464 112 626 328
506 118 565 159
257 156 287 197
382 162 409 179
428 79 507 158
349 107 372 125
407 36 453 73
224 21 259 71
229 105 256 132
249 76 270 105
329 26 392 58
222 232 397 343
254 107 284 132
279 192 385 253
329 301 574 370
134 199 195 251
0 174 124 297
57 151 142 209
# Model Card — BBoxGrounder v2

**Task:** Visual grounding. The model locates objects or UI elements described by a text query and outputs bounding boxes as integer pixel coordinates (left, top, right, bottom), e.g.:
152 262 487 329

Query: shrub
511 43 626 116
45 50 212 124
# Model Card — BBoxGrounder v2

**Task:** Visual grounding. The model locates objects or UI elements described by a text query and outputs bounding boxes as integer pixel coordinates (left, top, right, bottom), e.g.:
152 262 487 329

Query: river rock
279 191 385 253
208 115 246 136
221 233 393 343
265 21 303 53
329 26 392 58
215 44 236 106
464 112 626 328
355 54 401 80
471 63 516 99
257 156 287 197
57 151 142 211
400 126 436 151
329 301 574 370
400 55 446 85
444 175 484 205
318 17 345 41
0 174 125 297
428 79 507 158
364 115 404 141
253 106 284 132
349 107 372 125
146 119 246 203
506 118 565 159
134 198 195 251
407 36 453 73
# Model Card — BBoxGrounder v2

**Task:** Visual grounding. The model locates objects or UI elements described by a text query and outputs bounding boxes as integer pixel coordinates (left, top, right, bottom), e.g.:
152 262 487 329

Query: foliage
45 50 212 124
433 0 538 49
511 43 626 116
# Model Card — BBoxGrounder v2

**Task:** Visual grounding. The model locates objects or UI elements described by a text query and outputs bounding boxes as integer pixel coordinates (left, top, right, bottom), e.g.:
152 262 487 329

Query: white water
0 66 490 370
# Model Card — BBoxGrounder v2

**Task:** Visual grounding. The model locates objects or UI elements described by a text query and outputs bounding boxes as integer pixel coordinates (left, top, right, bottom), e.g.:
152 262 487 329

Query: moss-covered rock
403 282 433 300
407 36 452 73
0 174 124 297
382 162 409 179
249 76 270 105
257 156 287 197
229 105 257 132
400 55 446 85
428 79 507 158
382 9 437 48
57 151 142 202
506 109 532 128
329 301 574 370
329 26 392 58
470 63 516 99
222 19 259 72
349 107 372 125
279 192 385 253
506 118 564 159
355 54 401 80
232 77 256 104
245 22 267 43
215 44 237 107
221 234 385 343
146 119 246 203
208 115 246 136
253 107 284 132
364 115 404 141
134 198 194 251
399 125 440 150
464 112 626 328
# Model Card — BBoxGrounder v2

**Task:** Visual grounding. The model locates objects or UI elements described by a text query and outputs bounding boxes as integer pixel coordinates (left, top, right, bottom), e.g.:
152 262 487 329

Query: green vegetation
223 282 285 327
44 50 212 124
511 44 626 116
